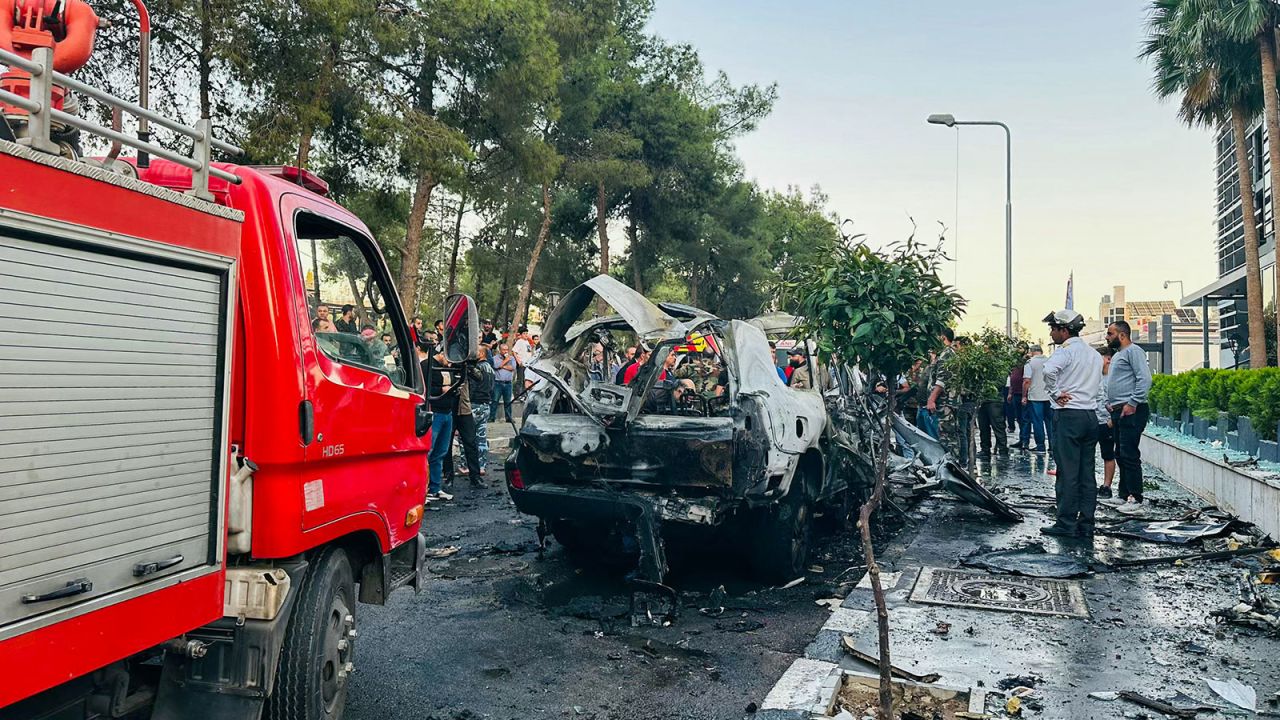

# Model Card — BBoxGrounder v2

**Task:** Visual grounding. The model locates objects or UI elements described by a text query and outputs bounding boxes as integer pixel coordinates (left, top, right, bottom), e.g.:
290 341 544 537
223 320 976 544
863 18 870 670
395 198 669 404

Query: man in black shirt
480 319 500 353
419 339 458 502
334 304 359 334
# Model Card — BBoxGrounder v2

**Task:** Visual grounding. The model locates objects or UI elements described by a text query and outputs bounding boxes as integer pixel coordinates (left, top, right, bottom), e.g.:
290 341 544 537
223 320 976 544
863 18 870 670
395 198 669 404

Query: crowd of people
896 311 1152 539
409 318 543 503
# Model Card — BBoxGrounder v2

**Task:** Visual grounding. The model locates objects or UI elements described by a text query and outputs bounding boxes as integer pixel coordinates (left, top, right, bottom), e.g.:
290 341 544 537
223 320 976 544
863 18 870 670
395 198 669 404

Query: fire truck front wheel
267 547 357 720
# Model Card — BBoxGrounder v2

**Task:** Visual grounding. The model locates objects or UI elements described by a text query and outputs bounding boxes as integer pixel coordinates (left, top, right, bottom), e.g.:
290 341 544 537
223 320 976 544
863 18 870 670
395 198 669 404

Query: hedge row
1149 368 1280 441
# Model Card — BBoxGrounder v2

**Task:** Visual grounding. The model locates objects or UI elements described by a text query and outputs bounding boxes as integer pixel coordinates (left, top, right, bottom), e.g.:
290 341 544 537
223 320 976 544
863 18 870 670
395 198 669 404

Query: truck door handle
300 400 315 446
134 555 185 577
22 579 93 604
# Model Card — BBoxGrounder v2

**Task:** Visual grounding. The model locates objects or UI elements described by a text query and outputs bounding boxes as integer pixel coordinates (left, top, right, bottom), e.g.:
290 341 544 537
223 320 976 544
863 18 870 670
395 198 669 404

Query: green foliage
944 328 1023 402
1150 367 1280 440
786 233 965 379
77 0 837 327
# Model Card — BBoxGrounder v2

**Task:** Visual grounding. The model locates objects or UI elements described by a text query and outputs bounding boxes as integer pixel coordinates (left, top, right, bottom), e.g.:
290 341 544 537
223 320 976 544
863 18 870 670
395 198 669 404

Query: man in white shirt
1040 309 1103 539
1016 344 1050 452
512 325 533 392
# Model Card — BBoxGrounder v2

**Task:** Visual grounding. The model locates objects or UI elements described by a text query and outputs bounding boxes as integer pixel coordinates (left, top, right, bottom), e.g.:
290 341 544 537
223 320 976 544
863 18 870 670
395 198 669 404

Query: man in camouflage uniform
922 328 956 441
673 350 725 406
942 337 975 466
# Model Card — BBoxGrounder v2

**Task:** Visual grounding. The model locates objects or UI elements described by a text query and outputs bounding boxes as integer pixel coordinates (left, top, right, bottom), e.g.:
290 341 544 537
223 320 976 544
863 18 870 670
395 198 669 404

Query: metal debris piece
909 567 1089 618
1109 545 1274 569
779 576 805 590
1103 519 1233 544
936 460 1024 522
423 546 461 559
961 542 1092 579
1117 691 1202 719
840 635 940 683
1088 691 1119 701
1206 678 1257 712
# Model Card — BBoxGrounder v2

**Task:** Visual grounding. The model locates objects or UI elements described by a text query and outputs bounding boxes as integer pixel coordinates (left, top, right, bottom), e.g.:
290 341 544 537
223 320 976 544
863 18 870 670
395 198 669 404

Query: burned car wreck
505 275 874 585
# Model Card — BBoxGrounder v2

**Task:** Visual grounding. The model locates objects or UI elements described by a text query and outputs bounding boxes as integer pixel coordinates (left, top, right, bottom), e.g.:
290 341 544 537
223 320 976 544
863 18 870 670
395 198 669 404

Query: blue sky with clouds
648 1 1217 334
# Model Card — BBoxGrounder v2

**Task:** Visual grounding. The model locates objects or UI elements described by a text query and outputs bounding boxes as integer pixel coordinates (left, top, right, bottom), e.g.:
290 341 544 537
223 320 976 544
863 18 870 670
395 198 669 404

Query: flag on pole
1064 271 1074 311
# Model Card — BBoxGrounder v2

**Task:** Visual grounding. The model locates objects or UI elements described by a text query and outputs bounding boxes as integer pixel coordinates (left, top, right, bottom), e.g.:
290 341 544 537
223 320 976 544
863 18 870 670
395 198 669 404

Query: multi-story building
1087 285 1220 373
1184 119 1277 368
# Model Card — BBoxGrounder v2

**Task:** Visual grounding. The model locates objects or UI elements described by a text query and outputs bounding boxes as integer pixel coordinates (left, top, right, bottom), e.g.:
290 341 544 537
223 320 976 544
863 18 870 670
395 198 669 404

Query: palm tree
1144 0 1269 367
1219 0 1280 365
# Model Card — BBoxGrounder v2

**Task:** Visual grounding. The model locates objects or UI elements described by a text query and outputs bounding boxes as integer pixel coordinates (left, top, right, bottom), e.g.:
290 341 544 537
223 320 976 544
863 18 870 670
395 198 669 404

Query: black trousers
1052 409 1099 531
1111 403 1150 501
978 400 1007 453
451 412 482 480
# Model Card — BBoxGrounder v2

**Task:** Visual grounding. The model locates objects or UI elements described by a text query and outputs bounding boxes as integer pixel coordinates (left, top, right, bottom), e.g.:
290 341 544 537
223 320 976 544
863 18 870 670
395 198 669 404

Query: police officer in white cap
1040 309 1103 538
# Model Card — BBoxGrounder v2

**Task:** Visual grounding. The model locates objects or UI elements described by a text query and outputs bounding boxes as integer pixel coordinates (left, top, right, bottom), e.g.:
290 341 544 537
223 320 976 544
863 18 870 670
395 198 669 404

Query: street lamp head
927 113 956 127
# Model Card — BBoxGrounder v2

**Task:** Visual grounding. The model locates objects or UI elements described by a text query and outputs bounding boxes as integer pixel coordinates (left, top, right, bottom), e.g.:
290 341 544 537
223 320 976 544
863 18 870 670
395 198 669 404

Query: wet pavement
344 420 881 720
345 419 1280 720
813 448 1280 719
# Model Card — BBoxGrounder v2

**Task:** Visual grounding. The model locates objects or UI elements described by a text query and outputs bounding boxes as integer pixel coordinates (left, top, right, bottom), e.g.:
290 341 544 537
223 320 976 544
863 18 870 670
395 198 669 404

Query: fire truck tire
267 547 356 720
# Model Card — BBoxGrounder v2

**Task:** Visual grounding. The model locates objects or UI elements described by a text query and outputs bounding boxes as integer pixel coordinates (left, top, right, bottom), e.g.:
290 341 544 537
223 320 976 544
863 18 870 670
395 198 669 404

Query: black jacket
469 359 495 404
422 356 459 414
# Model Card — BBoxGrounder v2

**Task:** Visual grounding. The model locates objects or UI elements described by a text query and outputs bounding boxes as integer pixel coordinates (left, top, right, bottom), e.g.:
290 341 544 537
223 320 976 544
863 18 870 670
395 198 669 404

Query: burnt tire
814 489 853 535
266 548 356 720
551 520 632 569
752 482 813 584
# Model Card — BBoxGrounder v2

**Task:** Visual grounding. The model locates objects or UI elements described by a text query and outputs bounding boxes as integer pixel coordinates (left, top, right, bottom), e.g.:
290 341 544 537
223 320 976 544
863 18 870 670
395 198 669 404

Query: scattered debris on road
1206 677 1257 712
1117 690 1210 718
1103 517 1234 544
960 542 1092 578
424 546 461 559
840 635 940 683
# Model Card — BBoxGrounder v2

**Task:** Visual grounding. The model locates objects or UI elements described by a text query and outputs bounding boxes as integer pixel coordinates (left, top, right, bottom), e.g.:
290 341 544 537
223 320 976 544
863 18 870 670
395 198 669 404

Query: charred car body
505 276 876 584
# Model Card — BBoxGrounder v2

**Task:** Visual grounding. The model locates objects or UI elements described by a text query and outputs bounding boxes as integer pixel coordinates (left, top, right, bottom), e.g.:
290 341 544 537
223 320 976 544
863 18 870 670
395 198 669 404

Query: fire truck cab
0 5 464 718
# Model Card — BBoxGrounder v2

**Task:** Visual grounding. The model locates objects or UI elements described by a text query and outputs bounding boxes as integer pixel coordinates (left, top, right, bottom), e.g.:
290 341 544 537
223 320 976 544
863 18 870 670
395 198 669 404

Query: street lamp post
992 302 1019 329
929 113 1013 338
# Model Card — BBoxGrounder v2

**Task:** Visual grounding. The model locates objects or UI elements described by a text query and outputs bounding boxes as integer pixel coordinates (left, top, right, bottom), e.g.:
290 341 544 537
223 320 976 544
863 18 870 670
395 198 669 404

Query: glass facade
1214 120 1278 368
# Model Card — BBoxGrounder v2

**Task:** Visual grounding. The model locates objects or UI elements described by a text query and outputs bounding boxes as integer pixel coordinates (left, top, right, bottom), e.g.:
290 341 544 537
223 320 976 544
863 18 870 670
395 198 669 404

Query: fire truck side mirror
442 293 479 365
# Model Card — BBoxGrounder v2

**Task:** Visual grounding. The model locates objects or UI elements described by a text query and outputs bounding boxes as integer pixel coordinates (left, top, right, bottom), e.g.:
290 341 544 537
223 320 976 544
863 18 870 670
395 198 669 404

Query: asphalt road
344 440 872 720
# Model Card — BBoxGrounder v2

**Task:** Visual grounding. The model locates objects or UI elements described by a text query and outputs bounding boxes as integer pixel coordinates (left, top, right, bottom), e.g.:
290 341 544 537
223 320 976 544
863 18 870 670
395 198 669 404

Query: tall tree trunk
495 220 516 327
862 388 897 720
510 183 553 340
596 180 610 314
400 171 438 313
345 273 369 328
1231 105 1269 368
198 0 212 118
297 127 313 171
1264 31 1280 365
448 190 468 295
629 202 643 293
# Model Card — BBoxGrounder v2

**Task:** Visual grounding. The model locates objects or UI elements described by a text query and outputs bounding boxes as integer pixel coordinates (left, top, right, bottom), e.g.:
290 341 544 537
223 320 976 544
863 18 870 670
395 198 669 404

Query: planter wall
1140 433 1280 540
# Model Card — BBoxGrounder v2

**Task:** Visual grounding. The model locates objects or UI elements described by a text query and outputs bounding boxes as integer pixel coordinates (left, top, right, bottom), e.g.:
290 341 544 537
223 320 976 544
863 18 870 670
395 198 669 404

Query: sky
647 0 1218 337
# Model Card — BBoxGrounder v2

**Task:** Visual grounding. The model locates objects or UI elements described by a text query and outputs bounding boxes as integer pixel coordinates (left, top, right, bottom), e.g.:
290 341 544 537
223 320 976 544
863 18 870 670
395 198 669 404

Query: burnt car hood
542 274 680 354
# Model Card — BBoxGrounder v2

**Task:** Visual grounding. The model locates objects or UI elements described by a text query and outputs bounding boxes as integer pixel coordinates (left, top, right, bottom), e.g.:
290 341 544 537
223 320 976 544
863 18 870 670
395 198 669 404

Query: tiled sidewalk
760 452 1280 719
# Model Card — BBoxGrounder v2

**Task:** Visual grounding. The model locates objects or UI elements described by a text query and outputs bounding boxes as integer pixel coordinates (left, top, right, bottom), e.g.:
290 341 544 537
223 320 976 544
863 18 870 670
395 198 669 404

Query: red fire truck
0 2 471 717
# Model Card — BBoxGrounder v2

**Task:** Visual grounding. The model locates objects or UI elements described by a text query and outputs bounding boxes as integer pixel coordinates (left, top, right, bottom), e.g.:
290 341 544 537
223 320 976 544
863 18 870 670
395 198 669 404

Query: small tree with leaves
788 233 963 720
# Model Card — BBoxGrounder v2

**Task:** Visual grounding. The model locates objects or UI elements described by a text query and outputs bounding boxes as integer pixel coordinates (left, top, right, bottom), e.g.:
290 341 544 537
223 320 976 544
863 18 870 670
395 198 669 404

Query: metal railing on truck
0 45 242 201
